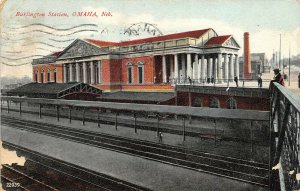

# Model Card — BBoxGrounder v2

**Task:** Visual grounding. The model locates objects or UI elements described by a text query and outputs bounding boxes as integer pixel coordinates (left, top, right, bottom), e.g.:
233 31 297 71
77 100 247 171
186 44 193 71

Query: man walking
234 76 238 87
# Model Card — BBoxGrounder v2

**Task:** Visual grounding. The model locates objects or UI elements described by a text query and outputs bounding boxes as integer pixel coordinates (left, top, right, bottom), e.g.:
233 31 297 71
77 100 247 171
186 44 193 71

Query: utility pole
289 44 291 86
279 34 282 70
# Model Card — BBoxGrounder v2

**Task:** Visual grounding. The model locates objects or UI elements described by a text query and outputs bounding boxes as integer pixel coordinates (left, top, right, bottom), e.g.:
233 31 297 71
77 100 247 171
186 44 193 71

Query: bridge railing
162 78 272 88
269 82 300 190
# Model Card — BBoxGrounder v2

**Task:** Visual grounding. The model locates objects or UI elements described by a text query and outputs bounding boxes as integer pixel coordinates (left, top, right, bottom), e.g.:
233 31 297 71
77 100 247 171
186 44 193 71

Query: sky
1 0 300 77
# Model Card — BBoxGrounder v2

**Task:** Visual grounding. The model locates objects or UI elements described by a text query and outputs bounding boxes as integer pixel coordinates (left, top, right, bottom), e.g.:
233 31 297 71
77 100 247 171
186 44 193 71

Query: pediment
223 37 240 48
58 39 108 59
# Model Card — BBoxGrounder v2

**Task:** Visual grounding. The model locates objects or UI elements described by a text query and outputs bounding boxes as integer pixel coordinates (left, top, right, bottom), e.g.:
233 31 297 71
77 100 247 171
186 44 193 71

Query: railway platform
2 123 267 191
1 106 269 163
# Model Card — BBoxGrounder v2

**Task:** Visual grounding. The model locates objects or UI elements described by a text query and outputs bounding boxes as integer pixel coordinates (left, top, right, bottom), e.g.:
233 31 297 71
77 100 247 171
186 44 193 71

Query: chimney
243 32 252 79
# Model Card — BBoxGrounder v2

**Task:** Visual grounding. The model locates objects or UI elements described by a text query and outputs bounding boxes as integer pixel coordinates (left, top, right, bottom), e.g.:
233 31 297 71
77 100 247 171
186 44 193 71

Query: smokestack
243 32 252 79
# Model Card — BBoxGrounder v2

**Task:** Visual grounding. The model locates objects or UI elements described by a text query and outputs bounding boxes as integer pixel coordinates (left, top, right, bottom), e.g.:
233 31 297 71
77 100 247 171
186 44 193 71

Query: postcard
1 0 299 190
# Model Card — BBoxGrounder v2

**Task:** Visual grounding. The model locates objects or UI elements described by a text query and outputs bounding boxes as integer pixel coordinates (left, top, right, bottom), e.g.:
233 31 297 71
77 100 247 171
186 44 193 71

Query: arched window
209 97 220 108
192 97 203 107
137 61 144 84
127 63 133 84
40 70 44 83
53 69 57 83
34 71 38 82
227 97 237 109
47 69 51 82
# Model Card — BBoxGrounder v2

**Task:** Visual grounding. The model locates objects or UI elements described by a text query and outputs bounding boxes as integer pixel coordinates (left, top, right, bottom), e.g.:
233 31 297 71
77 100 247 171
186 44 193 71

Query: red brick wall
32 64 63 83
176 92 269 111
121 56 154 84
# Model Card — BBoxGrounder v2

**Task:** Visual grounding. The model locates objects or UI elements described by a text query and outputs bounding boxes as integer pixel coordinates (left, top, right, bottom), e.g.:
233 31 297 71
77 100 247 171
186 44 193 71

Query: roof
8 82 81 95
205 35 231 45
86 28 211 47
84 39 119 47
48 51 62 57
1 96 270 121
98 92 175 102
7 82 102 99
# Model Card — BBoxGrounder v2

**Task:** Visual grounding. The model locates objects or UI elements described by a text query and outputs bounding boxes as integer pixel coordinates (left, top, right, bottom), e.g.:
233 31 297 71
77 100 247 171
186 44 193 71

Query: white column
235 55 239 78
217 53 222 83
201 55 205 80
203 59 207 82
76 63 80 82
197 57 201 80
224 54 228 82
63 64 67 83
162 55 167 83
91 61 95 84
193 54 198 80
174 54 178 81
186 53 192 79
214 56 217 80
229 54 234 81
170 57 174 82
83 61 87 83
69 64 73 82
208 57 213 79
98 60 102 84
181 54 186 80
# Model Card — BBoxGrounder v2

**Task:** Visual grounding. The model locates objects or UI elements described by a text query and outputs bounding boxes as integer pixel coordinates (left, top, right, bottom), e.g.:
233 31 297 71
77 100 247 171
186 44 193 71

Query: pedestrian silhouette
234 76 238 87
257 75 262 88
270 68 284 86
188 76 192 85
158 132 163 143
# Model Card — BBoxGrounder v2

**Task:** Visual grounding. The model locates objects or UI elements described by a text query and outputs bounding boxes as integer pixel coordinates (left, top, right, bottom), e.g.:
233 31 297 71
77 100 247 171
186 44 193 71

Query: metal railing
164 77 271 88
269 82 300 190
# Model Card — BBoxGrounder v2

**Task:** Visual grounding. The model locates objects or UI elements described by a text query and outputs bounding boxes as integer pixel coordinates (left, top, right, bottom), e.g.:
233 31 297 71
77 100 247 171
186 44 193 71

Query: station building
29 28 270 110
32 28 241 92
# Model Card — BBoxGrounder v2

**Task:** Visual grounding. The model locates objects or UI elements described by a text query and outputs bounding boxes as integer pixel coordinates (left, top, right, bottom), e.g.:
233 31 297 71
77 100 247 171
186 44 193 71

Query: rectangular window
98 62 102 84
47 72 50 82
54 72 57 83
35 73 38 82
138 66 143 84
66 67 69 83
128 67 133 84
41 73 44 83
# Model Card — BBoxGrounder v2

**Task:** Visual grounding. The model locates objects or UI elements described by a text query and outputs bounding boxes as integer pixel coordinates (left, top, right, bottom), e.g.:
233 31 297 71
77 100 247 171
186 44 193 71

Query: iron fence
269 82 300 190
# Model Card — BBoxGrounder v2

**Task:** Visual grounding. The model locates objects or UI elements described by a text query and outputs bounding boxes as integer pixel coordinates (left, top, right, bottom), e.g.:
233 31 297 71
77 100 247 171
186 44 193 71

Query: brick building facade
32 28 240 92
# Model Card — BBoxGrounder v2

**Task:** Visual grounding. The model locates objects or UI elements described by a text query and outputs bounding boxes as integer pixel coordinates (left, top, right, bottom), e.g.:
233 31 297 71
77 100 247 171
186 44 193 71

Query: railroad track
2 115 269 187
1 141 151 191
1 163 58 191
2 106 269 144
2 106 225 139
